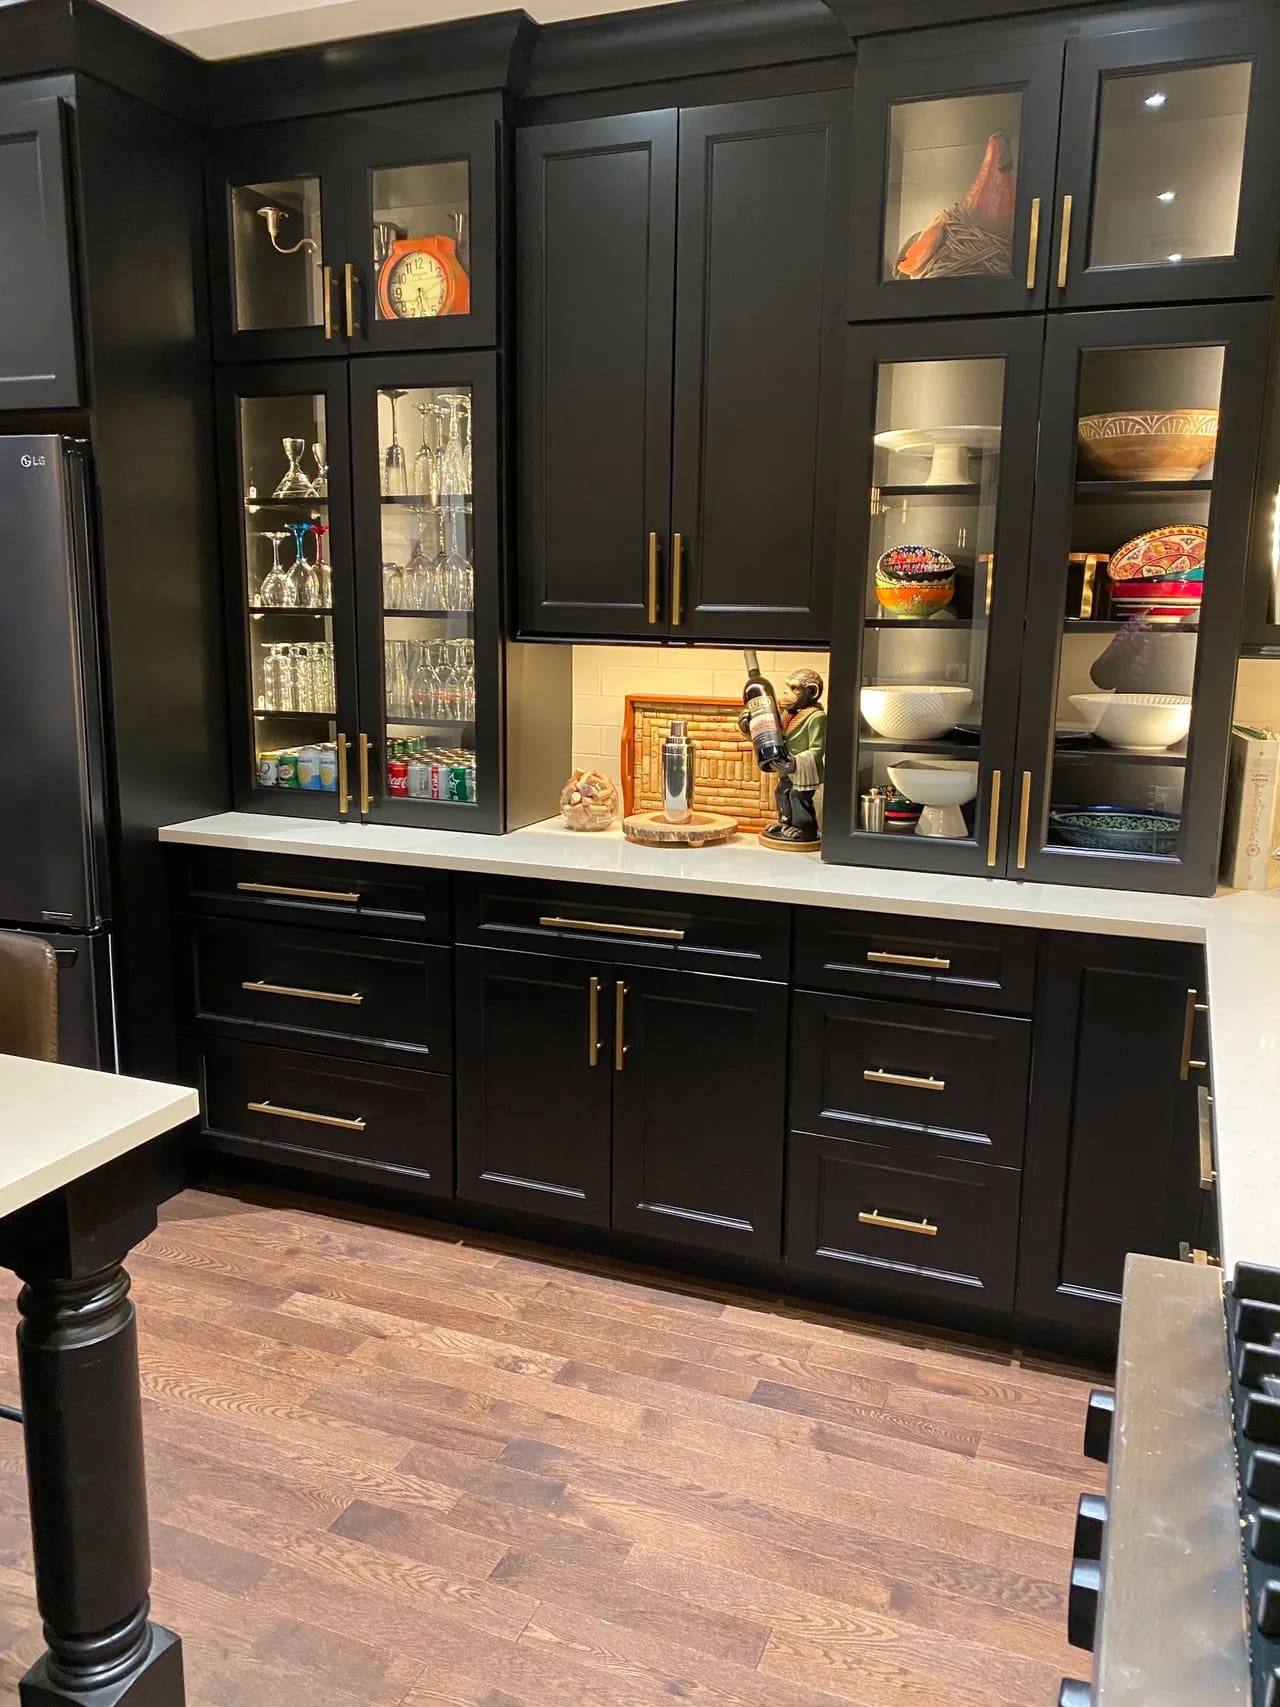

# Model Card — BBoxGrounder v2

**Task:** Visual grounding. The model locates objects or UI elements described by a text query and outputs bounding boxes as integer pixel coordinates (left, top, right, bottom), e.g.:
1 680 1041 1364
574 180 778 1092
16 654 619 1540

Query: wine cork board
621 696 775 833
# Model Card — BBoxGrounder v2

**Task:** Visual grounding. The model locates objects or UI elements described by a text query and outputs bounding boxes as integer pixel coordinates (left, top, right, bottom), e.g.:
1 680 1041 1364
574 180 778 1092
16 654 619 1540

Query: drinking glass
313 641 335 711
257 531 290 607
311 523 332 607
382 390 409 497
459 638 476 721
290 644 315 711
459 397 472 496
260 643 283 711
286 522 314 606
384 639 411 719
410 642 436 719
427 640 453 719
382 560 405 610
311 443 328 498
437 394 469 497
413 402 442 502
274 437 317 499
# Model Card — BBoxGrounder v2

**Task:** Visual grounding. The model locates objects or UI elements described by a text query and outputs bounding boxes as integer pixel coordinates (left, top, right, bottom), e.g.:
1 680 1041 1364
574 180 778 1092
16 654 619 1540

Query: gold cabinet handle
1197 1085 1216 1190
538 916 684 942
236 880 361 904
647 533 660 625
1026 197 1041 290
864 1068 946 1093
866 950 950 971
1016 770 1032 870
247 1099 366 1133
987 769 1002 869
322 264 334 339
344 262 358 336
587 976 601 1068
614 979 628 1071
858 1210 937 1238
358 733 372 815
1057 193 1073 291
241 979 363 1006
1179 1242 1220 1268
337 732 351 816
1180 988 1210 1081
671 532 684 627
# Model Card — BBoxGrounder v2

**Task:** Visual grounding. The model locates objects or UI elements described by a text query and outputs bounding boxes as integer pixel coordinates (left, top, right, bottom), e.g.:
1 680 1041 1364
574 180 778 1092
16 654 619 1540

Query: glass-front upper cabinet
218 363 360 818
350 354 498 827
823 319 1042 876
1014 303 1270 894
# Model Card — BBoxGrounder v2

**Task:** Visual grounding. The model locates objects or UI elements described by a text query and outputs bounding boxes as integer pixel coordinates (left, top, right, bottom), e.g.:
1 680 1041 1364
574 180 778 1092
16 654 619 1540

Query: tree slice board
622 810 739 847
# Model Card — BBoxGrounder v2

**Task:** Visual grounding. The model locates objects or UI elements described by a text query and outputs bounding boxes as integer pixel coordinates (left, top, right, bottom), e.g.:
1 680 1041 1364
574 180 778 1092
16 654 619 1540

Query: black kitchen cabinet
1016 931 1207 1345
516 88 849 644
0 79 81 409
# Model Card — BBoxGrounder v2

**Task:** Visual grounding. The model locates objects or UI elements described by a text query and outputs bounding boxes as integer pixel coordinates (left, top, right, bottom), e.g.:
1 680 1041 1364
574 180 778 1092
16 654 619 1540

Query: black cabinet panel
199 1035 453 1196
613 968 787 1258
786 1132 1020 1311
790 990 1030 1168
670 92 848 642
794 909 1036 1013
517 112 677 638
1016 931 1205 1341
0 81 80 408
174 847 450 941
455 945 613 1225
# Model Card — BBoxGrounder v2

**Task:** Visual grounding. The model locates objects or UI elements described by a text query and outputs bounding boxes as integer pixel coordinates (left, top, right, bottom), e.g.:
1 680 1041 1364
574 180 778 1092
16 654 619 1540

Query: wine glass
311 523 332 607
257 531 290 607
458 397 472 496
311 443 328 498
274 437 317 499
382 390 408 497
384 639 411 719
382 560 405 610
437 394 469 498
410 642 436 719
413 402 441 502
285 522 314 606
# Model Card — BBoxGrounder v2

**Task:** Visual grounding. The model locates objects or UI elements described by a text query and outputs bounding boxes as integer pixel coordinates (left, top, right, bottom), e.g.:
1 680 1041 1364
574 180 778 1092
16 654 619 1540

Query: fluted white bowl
1068 692 1192 752
859 684 973 741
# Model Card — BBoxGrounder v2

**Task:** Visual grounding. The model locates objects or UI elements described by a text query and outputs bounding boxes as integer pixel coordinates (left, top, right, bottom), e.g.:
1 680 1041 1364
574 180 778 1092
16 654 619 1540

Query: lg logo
19 454 46 469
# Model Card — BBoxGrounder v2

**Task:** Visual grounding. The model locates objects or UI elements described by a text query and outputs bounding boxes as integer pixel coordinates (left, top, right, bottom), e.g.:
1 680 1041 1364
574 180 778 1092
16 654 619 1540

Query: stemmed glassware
311 523 332 608
286 522 314 606
382 390 409 497
413 402 442 503
438 394 470 498
257 531 291 607
384 639 412 719
274 437 317 499
382 560 405 610
311 443 328 498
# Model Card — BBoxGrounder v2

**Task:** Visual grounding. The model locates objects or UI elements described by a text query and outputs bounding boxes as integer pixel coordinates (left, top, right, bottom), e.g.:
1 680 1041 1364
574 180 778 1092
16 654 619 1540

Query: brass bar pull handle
247 1100 366 1133
538 916 685 942
671 532 684 627
1026 197 1041 290
1016 770 1032 870
1180 989 1210 1080
864 1068 946 1093
344 262 357 337
647 533 660 625
986 769 1002 869
1057 193 1073 291
337 733 351 817
614 980 628 1071
322 265 334 339
1197 1085 1216 1190
858 1210 938 1238
358 733 372 815
587 976 601 1068
236 881 361 904
241 979 363 1006
1179 1242 1219 1268
866 950 951 971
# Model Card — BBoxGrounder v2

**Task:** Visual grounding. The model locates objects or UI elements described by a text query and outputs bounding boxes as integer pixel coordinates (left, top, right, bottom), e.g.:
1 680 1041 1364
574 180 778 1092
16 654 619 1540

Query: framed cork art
621 696 776 833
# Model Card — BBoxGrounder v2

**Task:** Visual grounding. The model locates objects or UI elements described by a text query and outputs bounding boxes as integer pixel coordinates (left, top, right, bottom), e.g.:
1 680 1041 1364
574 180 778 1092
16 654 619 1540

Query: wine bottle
741 649 793 774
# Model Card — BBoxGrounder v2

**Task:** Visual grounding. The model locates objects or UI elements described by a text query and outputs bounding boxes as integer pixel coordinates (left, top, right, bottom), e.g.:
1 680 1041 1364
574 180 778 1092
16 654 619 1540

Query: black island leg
0 1154 185 1706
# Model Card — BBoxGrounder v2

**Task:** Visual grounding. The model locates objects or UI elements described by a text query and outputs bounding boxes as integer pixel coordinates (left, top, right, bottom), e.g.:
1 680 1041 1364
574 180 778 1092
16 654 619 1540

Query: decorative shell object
559 769 619 832
1108 524 1207 582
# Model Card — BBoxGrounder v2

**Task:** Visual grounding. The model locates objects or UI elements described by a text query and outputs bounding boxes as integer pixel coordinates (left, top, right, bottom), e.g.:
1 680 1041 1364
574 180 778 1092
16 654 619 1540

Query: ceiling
106 0 677 59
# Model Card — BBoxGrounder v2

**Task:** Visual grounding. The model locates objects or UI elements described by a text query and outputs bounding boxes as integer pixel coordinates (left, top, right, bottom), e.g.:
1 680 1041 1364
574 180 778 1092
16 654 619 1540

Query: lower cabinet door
198 1035 453 1196
455 945 613 1225
786 1132 1020 1311
612 968 787 1258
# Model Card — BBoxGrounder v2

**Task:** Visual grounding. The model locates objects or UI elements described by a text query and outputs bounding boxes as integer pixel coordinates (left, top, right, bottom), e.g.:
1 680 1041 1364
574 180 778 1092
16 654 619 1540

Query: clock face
387 250 448 318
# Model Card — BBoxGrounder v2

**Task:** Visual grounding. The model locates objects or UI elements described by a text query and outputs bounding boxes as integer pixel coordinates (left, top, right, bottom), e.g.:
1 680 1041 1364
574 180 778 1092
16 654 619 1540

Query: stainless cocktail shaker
662 719 696 824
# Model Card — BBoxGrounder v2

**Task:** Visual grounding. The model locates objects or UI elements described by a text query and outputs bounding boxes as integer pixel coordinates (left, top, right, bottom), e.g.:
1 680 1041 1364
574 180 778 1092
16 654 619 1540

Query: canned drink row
257 743 338 792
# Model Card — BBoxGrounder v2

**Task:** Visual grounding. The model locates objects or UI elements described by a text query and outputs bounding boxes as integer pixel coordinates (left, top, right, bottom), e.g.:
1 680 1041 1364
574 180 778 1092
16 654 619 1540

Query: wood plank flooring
0 1184 1104 1706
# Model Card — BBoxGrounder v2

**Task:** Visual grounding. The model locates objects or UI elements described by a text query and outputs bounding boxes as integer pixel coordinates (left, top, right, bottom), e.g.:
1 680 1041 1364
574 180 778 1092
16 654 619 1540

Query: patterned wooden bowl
1077 410 1218 481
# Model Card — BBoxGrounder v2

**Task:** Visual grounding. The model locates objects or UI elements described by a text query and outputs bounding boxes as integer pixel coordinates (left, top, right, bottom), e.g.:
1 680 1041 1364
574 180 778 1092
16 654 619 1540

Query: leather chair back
0 931 58 1062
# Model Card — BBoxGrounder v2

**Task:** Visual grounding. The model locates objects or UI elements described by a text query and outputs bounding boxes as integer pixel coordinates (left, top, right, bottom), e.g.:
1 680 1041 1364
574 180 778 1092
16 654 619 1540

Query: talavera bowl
1076 410 1218 481
860 684 973 741
1049 806 1181 855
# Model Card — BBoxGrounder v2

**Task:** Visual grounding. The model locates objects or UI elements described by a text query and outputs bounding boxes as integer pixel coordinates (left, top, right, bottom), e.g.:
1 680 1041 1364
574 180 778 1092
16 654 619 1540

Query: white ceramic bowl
887 760 980 838
860 684 973 741
1068 692 1192 752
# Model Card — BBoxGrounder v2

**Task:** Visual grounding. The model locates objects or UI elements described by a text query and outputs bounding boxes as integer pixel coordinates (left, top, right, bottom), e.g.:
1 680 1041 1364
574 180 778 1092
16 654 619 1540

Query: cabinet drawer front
173 847 450 942
795 909 1036 1013
199 1037 453 1197
189 917 452 1066
456 876 790 980
786 1133 1019 1310
790 991 1030 1167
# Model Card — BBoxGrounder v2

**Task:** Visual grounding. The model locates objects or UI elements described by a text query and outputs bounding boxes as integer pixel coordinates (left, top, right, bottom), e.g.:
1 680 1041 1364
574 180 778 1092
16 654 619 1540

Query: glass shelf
1052 742 1188 765
1074 479 1213 499
875 483 982 499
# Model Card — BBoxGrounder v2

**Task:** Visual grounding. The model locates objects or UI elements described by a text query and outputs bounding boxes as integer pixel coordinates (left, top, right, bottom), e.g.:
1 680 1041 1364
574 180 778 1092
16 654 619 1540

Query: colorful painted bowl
1077 410 1218 481
1109 578 1204 623
875 545 955 618
875 580 955 619
1049 806 1181 855
883 786 924 831
876 545 956 581
1108 524 1207 583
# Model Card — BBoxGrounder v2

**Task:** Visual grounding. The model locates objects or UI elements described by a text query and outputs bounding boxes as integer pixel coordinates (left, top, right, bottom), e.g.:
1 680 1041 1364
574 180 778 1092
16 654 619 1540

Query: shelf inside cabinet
1074 479 1213 500
252 708 336 721
873 483 981 500
381 495 472 511
243 498 329 512
385 716 475 731
858 733 982 755
247 605 333 617
383 608 475 619
1052 740 1187 765
863 618 985 631
1062 617 1199 634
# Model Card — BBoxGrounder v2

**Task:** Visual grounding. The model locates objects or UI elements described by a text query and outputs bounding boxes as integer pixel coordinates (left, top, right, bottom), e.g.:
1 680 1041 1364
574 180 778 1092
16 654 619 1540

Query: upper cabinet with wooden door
207 94 499 363
849 4 1280 322
517 88 850 645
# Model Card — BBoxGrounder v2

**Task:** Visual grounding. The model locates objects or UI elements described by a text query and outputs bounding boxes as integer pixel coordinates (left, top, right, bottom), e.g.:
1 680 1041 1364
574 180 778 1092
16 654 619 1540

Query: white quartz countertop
158 810 1280 1272
0 1054 198 1218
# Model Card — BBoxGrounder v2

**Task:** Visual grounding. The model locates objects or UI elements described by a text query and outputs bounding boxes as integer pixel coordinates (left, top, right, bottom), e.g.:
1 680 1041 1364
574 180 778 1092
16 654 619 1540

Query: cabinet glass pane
370 164 471 323
853 357 1004 843
231 178 324 333
376 383 478 808
884 93 1021 283
1090 62 1252 269
239 396 338 798
1043 343 1223 861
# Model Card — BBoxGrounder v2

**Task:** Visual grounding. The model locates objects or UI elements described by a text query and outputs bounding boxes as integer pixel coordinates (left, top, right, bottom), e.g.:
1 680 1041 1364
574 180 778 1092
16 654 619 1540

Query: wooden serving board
621 696 775 833
622 810 738 847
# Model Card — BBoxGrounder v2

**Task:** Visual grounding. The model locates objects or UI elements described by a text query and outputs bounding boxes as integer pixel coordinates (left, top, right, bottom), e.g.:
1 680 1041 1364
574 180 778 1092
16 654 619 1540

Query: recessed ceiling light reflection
1145 91 1168 108
1168 252 1184 263
1157 190 1177 203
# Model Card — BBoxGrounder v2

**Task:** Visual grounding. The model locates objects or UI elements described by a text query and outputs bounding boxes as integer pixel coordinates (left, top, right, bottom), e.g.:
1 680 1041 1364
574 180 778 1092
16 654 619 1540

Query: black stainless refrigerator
0 436 116 1067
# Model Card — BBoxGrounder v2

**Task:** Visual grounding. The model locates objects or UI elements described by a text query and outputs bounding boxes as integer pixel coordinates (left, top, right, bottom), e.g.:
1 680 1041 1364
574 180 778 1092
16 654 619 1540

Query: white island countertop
159 810 1280 1272
0 1054 198 1218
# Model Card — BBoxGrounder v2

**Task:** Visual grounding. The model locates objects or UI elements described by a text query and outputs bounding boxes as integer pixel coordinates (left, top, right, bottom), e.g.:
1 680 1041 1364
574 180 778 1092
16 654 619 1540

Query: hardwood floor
0 1184 1103 1706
